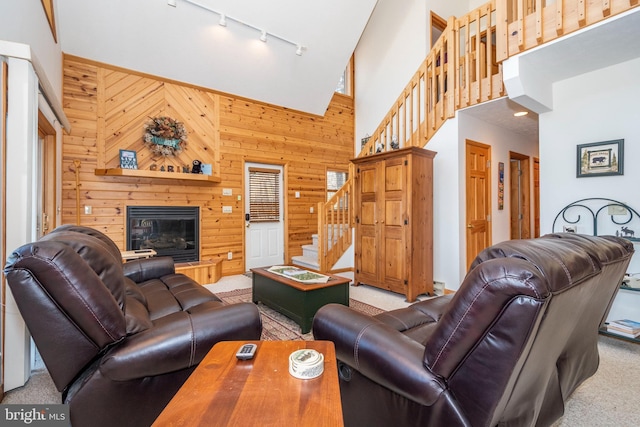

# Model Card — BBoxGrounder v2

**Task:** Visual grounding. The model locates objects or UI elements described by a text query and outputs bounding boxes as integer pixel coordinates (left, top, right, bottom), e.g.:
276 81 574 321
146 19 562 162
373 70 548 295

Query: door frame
533 157 540 237
509 151 531 240
1 59 7 398
38 110 57 237
465 139 492 268
242 160 288 271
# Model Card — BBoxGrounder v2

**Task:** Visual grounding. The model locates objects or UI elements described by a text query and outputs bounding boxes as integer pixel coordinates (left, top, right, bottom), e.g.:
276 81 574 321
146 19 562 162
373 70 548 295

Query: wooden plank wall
62 55 354 276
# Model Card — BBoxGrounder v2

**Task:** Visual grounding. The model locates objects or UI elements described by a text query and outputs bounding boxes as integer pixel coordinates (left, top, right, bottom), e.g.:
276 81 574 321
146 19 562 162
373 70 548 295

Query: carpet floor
215 288 383 341
0 290 382 404
3 291 639 427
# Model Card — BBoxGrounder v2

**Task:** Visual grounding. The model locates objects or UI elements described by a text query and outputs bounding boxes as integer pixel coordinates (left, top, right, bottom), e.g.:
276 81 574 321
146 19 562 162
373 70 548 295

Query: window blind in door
248 167 280 222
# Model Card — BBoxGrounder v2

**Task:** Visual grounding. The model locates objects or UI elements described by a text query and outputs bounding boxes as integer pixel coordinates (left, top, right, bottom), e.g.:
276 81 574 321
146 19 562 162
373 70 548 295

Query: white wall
459 109 539 244
1 0 63 391
354 0 472 150
540 56 640 276
0 0 62 96
422 109 539 291
423 117 463 292
354 0 540 292
3 57 40 391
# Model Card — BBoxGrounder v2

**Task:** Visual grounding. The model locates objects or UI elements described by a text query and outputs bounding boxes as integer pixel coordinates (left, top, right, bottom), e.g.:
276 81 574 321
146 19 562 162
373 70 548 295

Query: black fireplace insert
126 206 199 263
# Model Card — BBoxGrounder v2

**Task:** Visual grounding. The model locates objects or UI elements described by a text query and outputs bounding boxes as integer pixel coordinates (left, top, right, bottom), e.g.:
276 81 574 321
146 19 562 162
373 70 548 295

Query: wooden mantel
95 168 221 183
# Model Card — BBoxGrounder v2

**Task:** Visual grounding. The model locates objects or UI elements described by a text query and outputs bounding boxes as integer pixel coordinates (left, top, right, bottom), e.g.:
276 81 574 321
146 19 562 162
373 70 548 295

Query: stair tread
291 255 320 269
292 255 318 262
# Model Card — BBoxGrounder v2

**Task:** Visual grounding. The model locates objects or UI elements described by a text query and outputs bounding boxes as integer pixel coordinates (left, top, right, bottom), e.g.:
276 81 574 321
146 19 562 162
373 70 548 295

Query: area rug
216 288 384 341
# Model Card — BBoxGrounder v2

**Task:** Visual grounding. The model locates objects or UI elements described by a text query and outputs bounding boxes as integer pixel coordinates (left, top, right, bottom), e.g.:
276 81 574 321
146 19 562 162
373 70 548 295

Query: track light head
172 1 306 56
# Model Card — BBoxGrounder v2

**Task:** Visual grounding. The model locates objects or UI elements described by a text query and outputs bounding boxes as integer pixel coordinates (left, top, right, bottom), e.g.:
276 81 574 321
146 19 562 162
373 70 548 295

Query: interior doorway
37 110 57 238
465 140 492 268
430 11 447 47
509 152 531 240
533 157 540 237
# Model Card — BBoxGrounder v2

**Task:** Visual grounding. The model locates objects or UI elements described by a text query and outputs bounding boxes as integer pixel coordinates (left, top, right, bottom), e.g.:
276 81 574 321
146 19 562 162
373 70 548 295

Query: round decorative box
289 349 324 380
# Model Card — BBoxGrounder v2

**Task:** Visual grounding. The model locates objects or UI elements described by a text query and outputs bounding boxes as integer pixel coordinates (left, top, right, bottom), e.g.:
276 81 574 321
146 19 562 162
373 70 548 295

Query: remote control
236 343 257 360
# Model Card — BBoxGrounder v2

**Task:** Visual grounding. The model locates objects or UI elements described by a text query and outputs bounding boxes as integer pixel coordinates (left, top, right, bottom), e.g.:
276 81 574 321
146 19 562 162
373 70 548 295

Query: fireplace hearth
126 206 199 263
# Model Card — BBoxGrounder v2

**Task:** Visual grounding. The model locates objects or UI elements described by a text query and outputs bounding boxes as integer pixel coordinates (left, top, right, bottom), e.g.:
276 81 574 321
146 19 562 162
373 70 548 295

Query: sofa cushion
124 295 153 334
134 274 222 321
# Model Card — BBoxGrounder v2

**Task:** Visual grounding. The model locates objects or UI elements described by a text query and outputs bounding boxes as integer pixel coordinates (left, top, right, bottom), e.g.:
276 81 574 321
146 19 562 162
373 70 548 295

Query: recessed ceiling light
514 111 529 117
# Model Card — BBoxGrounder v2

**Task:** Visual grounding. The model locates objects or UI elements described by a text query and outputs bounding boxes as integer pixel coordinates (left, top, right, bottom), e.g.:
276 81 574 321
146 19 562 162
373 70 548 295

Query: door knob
467 224 474 229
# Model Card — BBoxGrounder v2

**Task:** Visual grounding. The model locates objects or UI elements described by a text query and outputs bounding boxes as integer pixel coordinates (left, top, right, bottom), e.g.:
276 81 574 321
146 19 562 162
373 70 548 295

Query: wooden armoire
352 147 436 302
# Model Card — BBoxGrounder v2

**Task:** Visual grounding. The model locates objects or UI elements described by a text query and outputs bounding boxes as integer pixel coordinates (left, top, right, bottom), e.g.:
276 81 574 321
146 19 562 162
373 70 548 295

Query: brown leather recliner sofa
4 225 262 427
313 233 633 427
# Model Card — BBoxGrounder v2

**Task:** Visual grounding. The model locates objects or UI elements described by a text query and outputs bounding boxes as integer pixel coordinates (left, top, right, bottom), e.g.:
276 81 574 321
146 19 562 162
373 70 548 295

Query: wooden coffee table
152 340 344 426
251 267 351 333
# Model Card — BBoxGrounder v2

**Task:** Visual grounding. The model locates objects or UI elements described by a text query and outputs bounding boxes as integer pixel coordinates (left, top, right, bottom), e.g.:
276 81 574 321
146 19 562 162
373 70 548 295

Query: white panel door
244 162 284 270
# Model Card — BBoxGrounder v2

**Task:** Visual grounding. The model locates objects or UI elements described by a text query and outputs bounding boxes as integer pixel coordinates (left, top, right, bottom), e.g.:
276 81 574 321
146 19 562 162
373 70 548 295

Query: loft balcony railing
315 0 639 273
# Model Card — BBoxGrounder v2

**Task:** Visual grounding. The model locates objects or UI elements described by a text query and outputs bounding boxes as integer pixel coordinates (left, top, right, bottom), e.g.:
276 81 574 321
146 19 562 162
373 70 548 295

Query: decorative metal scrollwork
552 198 639 241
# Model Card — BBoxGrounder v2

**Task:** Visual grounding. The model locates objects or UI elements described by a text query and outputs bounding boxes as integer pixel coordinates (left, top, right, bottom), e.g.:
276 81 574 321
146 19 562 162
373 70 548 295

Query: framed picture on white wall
576 139 624 178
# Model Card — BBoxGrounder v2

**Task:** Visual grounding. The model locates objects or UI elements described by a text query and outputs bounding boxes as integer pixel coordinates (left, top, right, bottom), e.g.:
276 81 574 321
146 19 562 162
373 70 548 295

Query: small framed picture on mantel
576 139 623 178
119 149 138 170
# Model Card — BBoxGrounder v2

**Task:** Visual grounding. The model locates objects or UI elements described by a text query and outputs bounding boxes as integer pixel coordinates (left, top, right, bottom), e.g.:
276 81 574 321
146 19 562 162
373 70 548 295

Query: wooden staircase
296 0 640 273
291 234 320 271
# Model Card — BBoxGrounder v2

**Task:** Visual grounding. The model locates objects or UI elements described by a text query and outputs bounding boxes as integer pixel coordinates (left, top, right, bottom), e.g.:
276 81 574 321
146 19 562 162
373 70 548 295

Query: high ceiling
57 0 378 116
55 2 640 139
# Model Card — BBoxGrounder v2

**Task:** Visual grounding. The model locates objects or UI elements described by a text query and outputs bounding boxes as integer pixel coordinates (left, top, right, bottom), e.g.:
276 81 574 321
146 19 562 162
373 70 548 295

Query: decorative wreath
143 116 188 157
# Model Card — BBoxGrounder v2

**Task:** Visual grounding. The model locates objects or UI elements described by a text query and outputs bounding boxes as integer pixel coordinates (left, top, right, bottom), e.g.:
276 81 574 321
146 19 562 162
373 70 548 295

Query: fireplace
126 206 199 263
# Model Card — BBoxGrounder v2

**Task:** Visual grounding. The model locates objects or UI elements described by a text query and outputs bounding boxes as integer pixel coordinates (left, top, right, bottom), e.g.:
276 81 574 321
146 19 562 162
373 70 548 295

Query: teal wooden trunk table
251 267 351 333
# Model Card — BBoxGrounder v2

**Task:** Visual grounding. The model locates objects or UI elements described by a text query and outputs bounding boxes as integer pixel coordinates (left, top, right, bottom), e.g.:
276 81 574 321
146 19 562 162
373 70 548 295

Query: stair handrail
359 0 640 159
360 3 504 157
317 0 640 271
317 164 354 273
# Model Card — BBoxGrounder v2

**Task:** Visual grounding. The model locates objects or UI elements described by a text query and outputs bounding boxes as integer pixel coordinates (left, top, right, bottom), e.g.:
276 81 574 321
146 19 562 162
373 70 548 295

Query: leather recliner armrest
122 256 175 283
100 302 261 380
313 304 445 406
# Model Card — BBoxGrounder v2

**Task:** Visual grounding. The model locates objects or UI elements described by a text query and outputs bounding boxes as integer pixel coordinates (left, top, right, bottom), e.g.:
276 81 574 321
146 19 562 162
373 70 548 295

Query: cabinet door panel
385 163 405 192
360 168 377 194
355 213 377 282
361 201 376 225
384 232 405 290
360 236 378 277
355 162 380 285
385 200 404 226
381 156 407 289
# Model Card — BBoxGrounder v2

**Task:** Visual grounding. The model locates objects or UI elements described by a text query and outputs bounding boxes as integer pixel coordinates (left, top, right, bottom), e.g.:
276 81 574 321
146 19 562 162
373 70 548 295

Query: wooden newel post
74 159 81 225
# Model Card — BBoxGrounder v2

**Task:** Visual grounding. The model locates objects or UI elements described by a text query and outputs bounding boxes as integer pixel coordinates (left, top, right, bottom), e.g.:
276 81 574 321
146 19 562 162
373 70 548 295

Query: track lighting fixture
172 0 306 56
